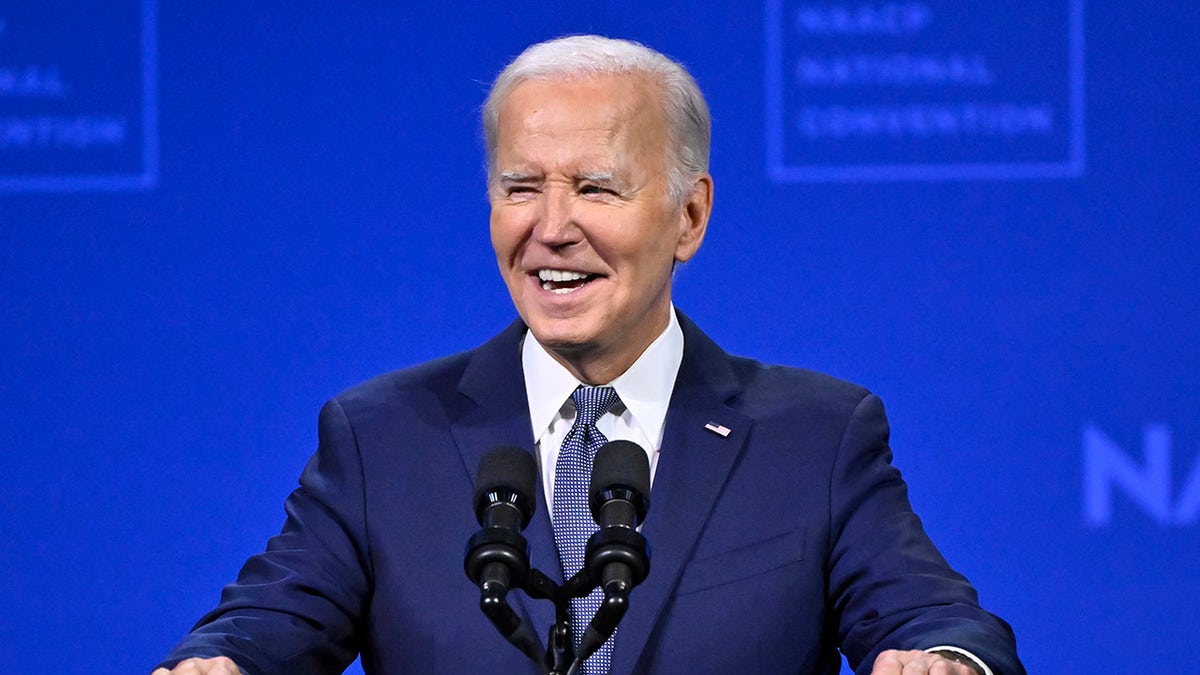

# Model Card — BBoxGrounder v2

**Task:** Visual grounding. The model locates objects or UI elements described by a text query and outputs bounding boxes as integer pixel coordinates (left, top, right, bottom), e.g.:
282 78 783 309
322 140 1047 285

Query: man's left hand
871 649 981 674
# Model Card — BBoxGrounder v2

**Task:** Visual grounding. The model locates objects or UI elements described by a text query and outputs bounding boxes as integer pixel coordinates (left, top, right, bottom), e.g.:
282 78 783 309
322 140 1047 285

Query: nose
533 185 582 249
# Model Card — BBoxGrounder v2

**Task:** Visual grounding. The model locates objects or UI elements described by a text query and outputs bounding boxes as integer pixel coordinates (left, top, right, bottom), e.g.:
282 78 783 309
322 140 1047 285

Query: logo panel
0 0 157 191
766 0 1085 181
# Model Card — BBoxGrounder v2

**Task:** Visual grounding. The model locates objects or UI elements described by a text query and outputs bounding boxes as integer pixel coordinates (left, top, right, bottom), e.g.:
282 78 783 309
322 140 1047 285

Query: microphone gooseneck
464 446 542 665
575 440 652 665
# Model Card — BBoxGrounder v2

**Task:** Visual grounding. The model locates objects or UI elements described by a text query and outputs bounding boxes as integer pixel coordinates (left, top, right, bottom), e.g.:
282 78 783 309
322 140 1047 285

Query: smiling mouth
537 269 600 294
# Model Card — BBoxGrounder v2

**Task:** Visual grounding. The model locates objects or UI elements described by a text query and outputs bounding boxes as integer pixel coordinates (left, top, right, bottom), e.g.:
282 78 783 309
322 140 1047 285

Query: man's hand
871 649 982 675
150 656 242 675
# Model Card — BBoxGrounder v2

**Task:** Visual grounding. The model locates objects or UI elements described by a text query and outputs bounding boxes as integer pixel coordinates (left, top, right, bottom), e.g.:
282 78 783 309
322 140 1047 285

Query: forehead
494 73 668 164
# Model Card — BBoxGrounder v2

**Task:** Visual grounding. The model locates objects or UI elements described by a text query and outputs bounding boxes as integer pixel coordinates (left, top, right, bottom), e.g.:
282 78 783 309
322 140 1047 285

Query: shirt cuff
924 645 993 675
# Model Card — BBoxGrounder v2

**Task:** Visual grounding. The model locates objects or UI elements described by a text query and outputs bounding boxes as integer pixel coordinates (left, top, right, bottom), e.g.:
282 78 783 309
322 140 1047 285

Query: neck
546 317 671 385
546 345 639 386
532 304 675 385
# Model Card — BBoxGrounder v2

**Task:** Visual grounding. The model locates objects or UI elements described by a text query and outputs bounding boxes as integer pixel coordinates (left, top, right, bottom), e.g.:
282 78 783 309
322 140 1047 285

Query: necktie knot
571 386 618 430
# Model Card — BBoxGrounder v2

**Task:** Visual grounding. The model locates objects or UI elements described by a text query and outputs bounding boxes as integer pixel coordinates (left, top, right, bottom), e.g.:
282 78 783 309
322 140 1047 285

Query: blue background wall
2 2 1197 672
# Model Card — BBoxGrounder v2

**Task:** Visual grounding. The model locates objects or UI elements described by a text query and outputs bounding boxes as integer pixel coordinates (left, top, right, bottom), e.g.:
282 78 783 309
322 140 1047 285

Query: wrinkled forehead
493 73 671 160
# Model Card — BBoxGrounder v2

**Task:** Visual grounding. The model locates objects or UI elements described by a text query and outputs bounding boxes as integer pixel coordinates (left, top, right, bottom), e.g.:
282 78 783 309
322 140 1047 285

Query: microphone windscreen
474 446 538 524
591 440 650 498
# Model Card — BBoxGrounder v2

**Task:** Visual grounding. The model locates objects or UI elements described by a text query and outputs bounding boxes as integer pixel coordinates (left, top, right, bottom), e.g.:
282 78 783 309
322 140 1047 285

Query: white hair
483 35 711 205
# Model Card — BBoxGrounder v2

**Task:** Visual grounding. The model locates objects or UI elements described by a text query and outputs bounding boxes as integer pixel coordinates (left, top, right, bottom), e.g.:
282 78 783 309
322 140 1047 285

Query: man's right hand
151 656 242 675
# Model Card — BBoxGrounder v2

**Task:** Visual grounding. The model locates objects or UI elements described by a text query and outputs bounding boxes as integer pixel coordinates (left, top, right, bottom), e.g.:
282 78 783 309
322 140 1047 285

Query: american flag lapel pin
704 421 732 437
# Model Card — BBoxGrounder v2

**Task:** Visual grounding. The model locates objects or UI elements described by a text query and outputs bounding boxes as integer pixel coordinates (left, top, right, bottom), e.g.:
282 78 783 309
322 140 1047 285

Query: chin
525 318 598 353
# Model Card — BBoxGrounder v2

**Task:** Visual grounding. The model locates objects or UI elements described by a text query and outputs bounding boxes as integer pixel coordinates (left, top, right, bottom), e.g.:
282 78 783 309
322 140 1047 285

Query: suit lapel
449 320 559 652
610 315 752 674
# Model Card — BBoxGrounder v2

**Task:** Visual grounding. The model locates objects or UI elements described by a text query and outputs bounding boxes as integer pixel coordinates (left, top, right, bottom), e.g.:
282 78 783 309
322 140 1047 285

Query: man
155 36 1024 675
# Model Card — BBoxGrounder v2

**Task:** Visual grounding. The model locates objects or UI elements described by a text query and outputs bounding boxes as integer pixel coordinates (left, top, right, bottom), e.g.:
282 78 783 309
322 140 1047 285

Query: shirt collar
522 306 684 448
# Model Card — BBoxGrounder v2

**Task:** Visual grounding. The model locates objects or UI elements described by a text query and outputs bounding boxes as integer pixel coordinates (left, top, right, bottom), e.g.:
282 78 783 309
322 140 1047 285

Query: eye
579 184 613 196
504 185 539 199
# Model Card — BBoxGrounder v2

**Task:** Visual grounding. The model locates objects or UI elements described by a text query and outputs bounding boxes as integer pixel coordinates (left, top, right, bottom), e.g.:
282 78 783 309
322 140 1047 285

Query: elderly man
155 36 1024 675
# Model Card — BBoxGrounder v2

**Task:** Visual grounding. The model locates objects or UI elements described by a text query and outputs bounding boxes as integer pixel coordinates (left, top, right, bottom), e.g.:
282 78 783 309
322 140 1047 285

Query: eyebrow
578 171 615 184
579 171 633 194
497 170 541 183
495 169 628 192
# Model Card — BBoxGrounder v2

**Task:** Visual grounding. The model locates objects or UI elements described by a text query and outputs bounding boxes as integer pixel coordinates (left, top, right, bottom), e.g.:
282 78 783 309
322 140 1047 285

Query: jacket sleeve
827 394 1025 675
156 397 370 675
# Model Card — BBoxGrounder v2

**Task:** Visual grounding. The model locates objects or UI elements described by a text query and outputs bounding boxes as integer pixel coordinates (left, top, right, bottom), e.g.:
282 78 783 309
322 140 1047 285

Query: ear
674 173 713 263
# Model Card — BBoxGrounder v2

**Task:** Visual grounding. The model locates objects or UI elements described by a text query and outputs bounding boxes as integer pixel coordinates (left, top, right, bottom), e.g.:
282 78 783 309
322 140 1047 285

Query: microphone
576 440 652 665
473 445 537 531
464 446 541 664
588 439 651 531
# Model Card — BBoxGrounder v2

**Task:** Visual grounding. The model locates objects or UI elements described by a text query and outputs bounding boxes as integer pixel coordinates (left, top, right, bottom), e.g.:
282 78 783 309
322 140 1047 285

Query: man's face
489 73 709 382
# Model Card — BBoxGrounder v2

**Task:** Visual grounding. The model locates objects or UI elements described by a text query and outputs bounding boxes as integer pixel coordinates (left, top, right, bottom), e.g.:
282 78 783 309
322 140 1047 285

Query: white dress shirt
521 307 683 514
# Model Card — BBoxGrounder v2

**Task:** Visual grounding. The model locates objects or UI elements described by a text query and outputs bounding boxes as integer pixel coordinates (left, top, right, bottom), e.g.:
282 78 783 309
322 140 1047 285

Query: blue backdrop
2 2 1197 673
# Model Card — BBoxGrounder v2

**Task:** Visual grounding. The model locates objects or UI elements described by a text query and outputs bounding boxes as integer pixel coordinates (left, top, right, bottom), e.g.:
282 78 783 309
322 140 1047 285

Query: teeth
537 268 594 294
538 269 589 282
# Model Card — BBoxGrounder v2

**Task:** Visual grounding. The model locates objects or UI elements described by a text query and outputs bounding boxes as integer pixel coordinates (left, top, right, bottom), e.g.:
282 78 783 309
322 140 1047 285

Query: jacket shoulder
322 318 527 427
725 353 876 421
326 349 474 420
676 310 874 420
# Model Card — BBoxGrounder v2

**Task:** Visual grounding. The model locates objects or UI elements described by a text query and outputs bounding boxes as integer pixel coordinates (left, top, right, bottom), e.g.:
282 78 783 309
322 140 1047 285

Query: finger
208 656 242 675
871 649 906 675
928 658 973 675
895 650 946 675
873 648 975 675
162 657 241 675
902 653 939 674
170 659 205 675
903 652 975 675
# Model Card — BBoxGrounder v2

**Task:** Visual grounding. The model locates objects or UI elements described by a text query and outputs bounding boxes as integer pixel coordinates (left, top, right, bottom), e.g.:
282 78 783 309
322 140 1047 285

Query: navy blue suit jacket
161 313 1023 674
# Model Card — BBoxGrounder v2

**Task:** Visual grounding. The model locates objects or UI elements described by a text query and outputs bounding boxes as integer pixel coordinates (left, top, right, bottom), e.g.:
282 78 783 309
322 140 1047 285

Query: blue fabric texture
553 386 619 675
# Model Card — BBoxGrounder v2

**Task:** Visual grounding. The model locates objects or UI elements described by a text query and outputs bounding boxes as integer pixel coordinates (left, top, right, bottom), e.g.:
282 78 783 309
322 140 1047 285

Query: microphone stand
523 565 604 675
519 532 647 675
467 528 650 673
522 567 575 675
465 512 607 675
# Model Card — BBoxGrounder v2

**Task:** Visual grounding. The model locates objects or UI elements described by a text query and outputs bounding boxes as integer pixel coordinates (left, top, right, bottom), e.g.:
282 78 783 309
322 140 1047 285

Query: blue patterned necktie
553 385 620 675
